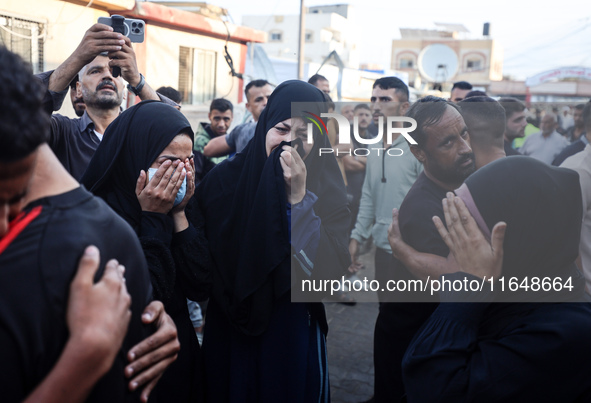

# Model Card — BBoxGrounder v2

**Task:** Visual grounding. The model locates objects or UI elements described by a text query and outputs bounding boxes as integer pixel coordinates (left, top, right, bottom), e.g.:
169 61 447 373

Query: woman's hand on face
280 145 306 204
171 157 195 214
432 192 506 280
136 159 186 214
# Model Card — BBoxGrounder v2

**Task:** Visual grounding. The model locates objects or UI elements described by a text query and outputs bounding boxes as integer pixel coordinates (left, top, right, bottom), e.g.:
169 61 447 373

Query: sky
211 0 591 80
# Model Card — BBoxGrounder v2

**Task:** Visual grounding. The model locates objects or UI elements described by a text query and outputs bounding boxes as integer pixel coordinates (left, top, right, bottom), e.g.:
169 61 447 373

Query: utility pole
297 0 305 79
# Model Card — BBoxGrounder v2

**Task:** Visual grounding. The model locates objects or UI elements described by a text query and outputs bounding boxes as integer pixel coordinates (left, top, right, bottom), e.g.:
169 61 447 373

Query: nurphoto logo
304 110 418 157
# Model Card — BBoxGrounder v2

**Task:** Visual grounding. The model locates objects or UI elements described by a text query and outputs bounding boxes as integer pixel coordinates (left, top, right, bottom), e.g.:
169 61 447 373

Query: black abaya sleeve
138 209 212 305
310 206 351 283
138 211 176 305
171 224 212 302
401 273 591 402
291 198 351 301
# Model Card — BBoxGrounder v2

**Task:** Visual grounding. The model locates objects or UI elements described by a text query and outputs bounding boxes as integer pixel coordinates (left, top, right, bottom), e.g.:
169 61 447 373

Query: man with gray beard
39 23 172 180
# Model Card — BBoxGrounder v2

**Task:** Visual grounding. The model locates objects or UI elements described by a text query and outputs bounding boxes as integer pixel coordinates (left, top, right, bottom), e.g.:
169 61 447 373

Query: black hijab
81 101 194 228
196 80 349 335
458 156 585 301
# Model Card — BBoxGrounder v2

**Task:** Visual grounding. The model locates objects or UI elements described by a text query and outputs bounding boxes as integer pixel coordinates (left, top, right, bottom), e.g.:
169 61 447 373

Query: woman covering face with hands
82 101 212 402
402 156 591 402
196 80 350 403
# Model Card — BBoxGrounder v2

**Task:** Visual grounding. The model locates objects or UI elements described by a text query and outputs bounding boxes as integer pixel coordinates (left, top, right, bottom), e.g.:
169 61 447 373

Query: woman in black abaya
81 101 211 402
196 80 350 402
402 156 591 402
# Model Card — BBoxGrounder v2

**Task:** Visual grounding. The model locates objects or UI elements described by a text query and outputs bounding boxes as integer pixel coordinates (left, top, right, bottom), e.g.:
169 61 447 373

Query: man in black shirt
0 46 179 403
379 97 510 401
374 97 477 402
41 23 173 180
0 148 154 402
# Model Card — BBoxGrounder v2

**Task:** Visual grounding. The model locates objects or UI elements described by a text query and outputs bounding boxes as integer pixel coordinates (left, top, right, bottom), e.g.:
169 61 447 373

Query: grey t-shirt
226 121 257 153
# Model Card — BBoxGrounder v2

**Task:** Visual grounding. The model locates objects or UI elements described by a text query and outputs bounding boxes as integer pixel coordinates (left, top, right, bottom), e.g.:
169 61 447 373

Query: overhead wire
219 12 241 98
503 17 589 51
51 0 95 26
504 18 591 63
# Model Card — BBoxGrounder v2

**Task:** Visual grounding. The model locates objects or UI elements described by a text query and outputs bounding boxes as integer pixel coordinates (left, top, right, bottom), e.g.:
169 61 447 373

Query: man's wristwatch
127 73 145 96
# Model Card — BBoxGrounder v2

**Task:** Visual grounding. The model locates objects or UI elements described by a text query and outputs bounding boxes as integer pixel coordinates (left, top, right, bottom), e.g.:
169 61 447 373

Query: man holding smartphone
1 45 180 403
38 22 175 180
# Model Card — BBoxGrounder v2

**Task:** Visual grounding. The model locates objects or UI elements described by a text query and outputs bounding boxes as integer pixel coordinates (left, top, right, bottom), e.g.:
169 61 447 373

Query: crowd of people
1 21 591 403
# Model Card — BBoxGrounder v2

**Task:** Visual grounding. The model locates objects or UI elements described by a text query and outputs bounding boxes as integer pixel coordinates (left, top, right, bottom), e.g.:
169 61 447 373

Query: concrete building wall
143 23 244 105
243 14 300 59
0 1 108 71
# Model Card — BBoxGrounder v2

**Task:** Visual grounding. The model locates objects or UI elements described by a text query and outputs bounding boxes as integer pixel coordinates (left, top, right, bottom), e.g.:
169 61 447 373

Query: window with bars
179 46 217 105
0 14 44 73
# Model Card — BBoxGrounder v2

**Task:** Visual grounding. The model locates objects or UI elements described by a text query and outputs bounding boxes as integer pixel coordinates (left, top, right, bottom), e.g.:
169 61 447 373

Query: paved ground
325 248 378 403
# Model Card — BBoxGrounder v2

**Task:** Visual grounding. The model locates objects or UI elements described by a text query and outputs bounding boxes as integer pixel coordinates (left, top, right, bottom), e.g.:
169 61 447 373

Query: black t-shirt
374 172 447 401
504 140 522 157
0 186 153 402
398 172 449 257
383 171 450 300
552 138 587 166
378 171 444 331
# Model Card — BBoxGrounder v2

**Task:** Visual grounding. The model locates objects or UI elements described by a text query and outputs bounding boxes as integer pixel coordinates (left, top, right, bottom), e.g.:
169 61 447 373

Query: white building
242 4 360 69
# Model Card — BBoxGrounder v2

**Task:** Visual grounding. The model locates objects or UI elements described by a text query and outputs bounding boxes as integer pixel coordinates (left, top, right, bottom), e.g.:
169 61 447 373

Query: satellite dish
417 44 459 83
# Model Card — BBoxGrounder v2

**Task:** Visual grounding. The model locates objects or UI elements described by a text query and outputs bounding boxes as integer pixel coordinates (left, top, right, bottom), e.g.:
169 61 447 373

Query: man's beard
74 104 85 117
82 81 122 110
429 152 476 185
72 97 86 117
91 96 121 109
505 130 523 142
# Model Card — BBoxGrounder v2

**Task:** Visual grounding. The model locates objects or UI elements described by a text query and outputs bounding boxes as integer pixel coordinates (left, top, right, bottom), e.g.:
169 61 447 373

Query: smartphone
98 15 145 43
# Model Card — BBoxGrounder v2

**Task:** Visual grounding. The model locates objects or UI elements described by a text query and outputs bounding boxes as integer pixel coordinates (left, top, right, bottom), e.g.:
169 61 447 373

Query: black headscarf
457 156 585 301
196 80 349 336
81 101 194 228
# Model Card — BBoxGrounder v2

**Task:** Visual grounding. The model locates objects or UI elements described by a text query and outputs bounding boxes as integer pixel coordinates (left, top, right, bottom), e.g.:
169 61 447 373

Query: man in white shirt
520 112 568 164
